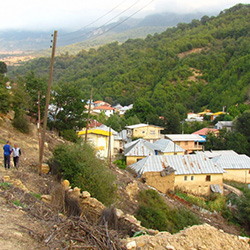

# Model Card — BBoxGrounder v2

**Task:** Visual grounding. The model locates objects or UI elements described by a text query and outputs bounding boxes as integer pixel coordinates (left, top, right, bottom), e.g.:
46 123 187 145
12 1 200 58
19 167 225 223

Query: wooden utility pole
38 30 58 175
84 88 93 144
37 91 41 152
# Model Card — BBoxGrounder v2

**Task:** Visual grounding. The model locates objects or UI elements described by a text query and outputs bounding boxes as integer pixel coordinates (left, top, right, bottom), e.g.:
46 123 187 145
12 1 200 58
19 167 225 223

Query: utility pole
38 30 57 175
84 88 93 144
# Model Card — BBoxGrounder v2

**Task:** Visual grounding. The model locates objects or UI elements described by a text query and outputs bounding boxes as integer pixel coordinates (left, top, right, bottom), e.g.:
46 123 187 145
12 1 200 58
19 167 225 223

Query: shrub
113 158 126 170
60 129 79 143
12 111 30 134
136 189 200 233
49 143 116 206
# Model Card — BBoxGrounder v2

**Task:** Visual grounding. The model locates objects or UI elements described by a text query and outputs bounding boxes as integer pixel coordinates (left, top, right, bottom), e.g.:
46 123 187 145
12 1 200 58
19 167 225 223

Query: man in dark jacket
3 141 12 169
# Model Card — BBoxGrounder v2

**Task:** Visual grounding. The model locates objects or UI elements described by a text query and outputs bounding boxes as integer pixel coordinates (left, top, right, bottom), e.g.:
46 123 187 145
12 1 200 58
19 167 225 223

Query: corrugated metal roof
211 184 222 193
153 139 185 153
196 150 238 158
165 134 206 142
125 123 164 129
212 154 250 169
124 139 156 156
128 154 224 176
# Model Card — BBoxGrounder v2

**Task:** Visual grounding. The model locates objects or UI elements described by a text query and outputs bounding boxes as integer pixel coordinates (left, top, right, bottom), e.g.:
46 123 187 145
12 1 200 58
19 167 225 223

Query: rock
126 181 139 201
72 187 81 198
115 208 124 218
166 244 175 250
41 195 52 203
41 163 50 174
81 191 91 198
62 180 70 189
126 241 137 249
3 176 10 181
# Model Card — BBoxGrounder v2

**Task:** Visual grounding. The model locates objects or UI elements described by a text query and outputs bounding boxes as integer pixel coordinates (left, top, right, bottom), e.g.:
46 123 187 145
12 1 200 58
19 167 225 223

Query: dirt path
0 168 48 250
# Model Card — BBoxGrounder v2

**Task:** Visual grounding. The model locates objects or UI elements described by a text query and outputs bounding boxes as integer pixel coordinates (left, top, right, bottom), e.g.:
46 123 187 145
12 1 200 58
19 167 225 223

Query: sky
0 0 249 31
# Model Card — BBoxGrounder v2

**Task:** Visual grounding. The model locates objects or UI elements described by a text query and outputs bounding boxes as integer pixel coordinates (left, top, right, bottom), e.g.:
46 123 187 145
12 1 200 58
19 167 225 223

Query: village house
93 100 111 107
125 123 164 143
196 150 238 159
165 134 205 153
92 105 115 117
212 153 250 183
192 128 219 138
124 138 185 165
78 127 114 158
127 154 224 196
214 121 233 131
124 139 156 165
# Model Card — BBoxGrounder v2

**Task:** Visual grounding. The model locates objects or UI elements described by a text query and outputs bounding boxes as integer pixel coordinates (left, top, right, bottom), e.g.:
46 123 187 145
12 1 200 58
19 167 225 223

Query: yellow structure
78 128 114 158
128 155 224 196
223 169 250 183
212 154 250 183
125 124 164 143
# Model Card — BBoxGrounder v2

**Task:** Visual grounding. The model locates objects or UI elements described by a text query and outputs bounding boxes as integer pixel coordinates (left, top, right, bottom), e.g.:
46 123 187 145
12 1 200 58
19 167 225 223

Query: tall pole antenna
38 30 58 175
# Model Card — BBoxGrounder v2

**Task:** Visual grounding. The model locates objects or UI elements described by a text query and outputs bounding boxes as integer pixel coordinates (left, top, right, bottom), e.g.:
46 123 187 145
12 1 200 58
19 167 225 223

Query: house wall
132 126 162 141
174 174 223 196
84 134 114 158
223 169 250 183
175 141 202 153
142 172 175 193
126 156 145 166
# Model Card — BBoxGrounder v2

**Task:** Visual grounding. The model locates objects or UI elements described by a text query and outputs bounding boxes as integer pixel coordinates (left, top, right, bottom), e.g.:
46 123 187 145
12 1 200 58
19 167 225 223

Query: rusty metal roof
127 154 224 176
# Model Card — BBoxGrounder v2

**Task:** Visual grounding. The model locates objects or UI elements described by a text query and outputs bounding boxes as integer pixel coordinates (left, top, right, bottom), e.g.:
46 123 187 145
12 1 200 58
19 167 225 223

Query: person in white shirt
12 143 21 169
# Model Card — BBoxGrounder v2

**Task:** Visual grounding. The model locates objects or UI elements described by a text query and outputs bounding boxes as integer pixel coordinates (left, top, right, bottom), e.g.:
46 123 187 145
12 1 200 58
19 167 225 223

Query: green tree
234 110 250 139
125 98 154 123
49 81 86 132
0 75 10 114
0 62 7 74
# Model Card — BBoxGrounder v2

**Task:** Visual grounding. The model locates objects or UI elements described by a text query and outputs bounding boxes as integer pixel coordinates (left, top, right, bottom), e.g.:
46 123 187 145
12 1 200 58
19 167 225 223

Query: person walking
12 143 21 169
3 141 12 169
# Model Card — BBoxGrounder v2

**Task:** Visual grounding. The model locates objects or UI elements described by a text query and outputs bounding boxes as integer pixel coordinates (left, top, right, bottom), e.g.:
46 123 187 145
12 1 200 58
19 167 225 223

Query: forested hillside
8 4 250 119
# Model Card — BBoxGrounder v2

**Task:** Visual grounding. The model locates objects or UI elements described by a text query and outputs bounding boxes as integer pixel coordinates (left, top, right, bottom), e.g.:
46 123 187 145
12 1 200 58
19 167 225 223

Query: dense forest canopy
8 4 250 120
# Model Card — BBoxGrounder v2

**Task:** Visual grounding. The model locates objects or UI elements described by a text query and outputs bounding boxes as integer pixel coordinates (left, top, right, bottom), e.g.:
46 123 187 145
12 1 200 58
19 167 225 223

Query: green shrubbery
176 191 227 212
136 189 201 233
113 158 127 170
49 142 117 206
12 111 30 134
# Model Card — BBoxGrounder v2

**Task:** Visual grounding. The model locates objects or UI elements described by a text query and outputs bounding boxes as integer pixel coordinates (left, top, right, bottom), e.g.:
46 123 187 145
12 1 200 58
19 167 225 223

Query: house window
205 175 211 182
191 176 194 181
176 142 180 145
184 176 188 181
142 131 145 134
185 141 188 145
150 130 155 135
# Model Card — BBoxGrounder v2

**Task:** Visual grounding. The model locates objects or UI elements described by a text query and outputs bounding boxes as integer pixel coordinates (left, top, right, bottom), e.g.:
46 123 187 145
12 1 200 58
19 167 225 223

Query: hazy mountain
0 11 211 52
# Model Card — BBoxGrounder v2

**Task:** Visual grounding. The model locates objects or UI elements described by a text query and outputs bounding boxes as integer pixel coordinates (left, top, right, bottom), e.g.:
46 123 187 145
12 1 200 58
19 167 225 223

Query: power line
58 0 125 38
87 0 155 42
60 0 142 44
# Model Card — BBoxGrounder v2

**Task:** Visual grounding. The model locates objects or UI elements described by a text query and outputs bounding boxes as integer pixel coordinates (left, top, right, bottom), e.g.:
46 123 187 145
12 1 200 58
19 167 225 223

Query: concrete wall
126 156 145 166
175 174 224 196
175 141 202 153
86 134 114 158
223 169 250 183
132 126 162 141
143 172 175 193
